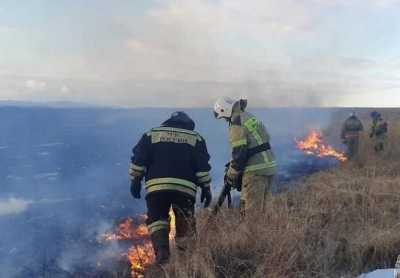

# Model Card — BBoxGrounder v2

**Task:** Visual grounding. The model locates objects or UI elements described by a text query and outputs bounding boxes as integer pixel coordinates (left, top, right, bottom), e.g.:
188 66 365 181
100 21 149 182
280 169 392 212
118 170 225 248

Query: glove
200 186 212 208
225 173 234 187
225 166 239 188
130 177 142 199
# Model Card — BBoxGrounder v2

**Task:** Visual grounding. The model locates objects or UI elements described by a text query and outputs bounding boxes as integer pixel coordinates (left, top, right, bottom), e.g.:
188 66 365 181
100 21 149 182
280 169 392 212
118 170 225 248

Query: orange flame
296 130 347 162
168 209 176 240
103 209 176 277
102 217 148 241
127 242 155 276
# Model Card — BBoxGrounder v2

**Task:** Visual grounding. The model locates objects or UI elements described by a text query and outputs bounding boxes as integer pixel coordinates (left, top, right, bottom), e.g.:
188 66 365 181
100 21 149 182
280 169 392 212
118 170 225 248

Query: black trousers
146 191 196 239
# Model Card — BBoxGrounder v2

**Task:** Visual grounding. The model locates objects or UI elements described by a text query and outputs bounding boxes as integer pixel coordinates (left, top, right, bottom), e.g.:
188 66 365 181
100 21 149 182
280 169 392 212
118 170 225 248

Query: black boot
156 246 170 265
151 229 170 265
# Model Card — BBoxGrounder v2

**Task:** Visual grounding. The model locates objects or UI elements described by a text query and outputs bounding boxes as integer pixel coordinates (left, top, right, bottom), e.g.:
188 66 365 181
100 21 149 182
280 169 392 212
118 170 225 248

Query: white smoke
57 220 121 273
0 197 32 216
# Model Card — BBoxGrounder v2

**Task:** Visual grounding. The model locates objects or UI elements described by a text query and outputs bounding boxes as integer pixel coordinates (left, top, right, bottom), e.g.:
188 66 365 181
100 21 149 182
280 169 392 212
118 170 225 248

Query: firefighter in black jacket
129 111 212 264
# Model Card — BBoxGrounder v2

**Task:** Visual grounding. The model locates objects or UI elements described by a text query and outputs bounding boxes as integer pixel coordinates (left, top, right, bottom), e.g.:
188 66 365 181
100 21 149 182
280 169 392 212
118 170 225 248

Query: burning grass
155 115 400 278
104 210 176 277
296 130 347 162
101 216 154 277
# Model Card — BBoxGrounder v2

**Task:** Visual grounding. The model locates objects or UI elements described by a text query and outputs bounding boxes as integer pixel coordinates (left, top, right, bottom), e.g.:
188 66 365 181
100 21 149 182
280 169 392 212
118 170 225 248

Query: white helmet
213 96 237 119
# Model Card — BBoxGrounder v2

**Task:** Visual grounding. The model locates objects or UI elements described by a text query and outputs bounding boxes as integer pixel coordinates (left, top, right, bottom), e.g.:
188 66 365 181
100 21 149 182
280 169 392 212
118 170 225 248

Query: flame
127 242 155 275
296 130 347 162
169 209 176 240
103 209 176 277
102 217 148 241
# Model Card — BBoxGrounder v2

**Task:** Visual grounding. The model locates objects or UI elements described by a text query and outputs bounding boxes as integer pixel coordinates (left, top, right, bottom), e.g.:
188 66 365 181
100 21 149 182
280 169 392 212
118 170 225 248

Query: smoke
57 220 122 273
0 197 32 216
0 105 340 277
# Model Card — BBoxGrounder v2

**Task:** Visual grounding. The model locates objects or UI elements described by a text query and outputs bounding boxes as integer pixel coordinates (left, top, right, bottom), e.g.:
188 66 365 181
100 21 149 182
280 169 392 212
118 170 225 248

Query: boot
156 246 170 265
151 229 170 265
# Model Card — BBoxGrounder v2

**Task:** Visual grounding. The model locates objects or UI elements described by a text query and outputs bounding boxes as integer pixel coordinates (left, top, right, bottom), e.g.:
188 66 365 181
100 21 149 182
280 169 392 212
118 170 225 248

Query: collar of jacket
161 117 195 131
230 104 243 125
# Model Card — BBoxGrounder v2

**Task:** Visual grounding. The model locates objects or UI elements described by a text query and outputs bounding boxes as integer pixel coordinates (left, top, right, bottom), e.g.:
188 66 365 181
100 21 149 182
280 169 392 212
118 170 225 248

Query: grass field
156 109 400 278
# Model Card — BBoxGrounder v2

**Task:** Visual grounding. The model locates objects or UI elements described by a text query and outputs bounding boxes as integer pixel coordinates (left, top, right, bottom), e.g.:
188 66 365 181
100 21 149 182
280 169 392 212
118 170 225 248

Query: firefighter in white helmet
213 97 277 215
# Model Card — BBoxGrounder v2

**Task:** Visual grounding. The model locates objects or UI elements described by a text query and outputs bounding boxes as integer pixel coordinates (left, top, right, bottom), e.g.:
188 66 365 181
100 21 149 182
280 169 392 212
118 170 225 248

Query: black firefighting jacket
129 112 211 200
341 115 364 140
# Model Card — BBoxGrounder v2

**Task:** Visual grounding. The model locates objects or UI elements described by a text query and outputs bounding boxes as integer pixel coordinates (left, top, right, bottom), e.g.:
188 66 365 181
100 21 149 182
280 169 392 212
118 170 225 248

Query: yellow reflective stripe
245 162 277 172
146 178 197 190
148 220 169 229
129 166 145 178
260 150 269 165
243 117 276 166
152 127 198 136
129 171 142 179
151 130 197 146
196 171 211 183
243 117 263 144
149 225 167 234
243 117 259 133
198 175 211 184
251 130 269 164
248 126 270 164
130 163 146 172
129 163 146 177
231 139 247 148
146 184 197 197
148 220 169 234
195 171 209 178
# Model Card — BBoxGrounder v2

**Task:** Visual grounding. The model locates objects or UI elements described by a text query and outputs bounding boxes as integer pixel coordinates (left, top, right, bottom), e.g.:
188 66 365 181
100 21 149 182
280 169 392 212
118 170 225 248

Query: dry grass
157 112 400 278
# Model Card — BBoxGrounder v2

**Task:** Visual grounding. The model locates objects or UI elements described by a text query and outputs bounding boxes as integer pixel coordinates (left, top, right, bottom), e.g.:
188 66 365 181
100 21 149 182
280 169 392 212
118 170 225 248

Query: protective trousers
374 136 386 153
346 137 360 160
146 191 196 263
240 173 273 216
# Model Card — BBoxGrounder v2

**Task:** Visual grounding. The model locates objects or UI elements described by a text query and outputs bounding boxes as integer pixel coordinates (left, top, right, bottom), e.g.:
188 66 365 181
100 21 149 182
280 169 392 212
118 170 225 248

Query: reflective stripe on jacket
341 116 363 140
229 111 277 176
131 125 211 199
145 177 198 198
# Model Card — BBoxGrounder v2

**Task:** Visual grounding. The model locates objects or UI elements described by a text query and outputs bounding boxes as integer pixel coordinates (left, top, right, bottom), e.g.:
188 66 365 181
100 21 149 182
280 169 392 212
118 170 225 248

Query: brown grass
157 112 400 278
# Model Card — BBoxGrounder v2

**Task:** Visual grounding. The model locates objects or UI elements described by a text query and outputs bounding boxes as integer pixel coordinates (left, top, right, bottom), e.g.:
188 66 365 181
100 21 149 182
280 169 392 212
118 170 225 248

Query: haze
1 0 400 107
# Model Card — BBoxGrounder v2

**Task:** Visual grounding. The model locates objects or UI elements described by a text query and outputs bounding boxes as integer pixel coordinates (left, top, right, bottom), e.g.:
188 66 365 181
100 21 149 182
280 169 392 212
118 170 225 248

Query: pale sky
0 0 400 107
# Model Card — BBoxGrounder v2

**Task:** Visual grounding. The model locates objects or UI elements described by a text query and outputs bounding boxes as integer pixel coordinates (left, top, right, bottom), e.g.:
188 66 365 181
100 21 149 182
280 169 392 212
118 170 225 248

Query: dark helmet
162 111 195 131
370 111 381 119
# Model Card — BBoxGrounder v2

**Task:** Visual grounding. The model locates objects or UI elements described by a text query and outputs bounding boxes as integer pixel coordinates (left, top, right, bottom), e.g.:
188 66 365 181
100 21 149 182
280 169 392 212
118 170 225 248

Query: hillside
154 110 400 278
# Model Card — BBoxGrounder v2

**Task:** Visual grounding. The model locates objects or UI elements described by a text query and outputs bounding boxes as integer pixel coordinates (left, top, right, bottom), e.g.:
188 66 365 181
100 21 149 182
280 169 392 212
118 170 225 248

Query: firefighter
341 112 364 160
129 111 212 264
370 112 388 153
213 97 277 216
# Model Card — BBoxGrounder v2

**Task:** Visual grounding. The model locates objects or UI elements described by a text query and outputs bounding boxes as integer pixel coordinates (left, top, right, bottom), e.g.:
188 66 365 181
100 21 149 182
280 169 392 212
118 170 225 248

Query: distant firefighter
341 112 364 160
369 111 388 153
129 111 212 265
213 97 277 216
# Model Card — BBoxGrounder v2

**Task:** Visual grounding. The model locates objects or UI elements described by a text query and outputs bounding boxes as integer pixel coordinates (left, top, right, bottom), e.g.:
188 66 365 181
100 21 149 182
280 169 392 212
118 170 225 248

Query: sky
0 0 399 107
